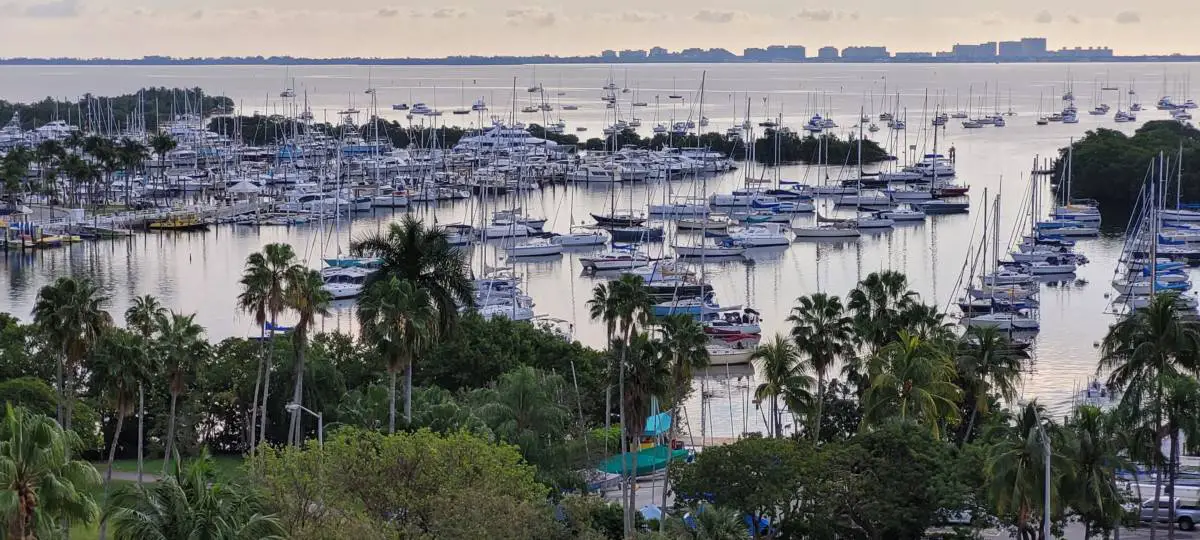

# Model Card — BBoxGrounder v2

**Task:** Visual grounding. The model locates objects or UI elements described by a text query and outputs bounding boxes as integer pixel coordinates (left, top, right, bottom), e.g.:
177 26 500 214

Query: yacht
321 267 373 299
392 103 409 111
410 103 432 115
673 239 745 258
580 249 651 272
727 223 790 247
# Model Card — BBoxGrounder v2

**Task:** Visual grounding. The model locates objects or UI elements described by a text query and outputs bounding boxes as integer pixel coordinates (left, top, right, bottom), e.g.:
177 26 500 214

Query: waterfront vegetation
1 210 1198 538
0 88 233 132
1058 120 1200 212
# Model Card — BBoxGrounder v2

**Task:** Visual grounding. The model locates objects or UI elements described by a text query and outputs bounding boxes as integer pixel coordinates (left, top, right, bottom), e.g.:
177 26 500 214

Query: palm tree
124 294 165 482
116 138 149 207
31 276 112 431
985 402 1070 540
90 328 150 540
236 244 302 450
349 214 474 330
356 276 438 432
664 504 748 540
956 327 1026 444
1065 405 1130 540
148 132 176 186
0 404 102 539
750 334 814 438
586 274 651 536
656 314 709 528
1158 374 1200 540
284 267 332 446
1100 291 1200 538
59 153 98 207
104 455 284 540
861 331 960 438
787 292 853 439
847 270 920 354
472 366 569 470
155 311 208 475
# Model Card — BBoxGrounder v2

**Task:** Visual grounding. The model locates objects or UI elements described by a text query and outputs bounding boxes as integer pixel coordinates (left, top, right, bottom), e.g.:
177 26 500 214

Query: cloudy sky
0 0 1194 57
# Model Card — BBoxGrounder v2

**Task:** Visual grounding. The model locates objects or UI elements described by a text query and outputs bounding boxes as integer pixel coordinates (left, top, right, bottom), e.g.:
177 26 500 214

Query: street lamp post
285 402 323 448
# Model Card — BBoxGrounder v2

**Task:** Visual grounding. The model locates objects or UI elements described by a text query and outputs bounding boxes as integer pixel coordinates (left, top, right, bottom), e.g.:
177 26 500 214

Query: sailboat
962 189 1041 331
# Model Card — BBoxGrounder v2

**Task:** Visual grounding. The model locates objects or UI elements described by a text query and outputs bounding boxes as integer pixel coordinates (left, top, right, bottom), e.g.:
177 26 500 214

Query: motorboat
505 239 564 258
702 309 762 335
481 223 534 239
580 249 651 271
705 345 754 366
878 208 927 222
728 223 790 247
1115 111 1136 123
321 267 373 299
1111 275 1191 295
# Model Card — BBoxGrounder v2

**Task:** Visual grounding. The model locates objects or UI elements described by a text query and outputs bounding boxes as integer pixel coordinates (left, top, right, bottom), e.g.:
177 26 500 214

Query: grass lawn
69 478 132 537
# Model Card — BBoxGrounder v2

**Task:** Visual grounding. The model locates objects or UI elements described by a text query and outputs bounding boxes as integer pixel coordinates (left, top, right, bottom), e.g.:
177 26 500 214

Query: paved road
982 523 1198 539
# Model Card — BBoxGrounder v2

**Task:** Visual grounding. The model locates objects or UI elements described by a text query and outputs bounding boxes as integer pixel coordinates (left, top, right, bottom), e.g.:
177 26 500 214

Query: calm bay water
3 62 1198 437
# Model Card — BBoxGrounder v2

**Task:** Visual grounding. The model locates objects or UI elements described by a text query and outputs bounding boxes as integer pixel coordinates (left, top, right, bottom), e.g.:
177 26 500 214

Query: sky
0 0 1196 57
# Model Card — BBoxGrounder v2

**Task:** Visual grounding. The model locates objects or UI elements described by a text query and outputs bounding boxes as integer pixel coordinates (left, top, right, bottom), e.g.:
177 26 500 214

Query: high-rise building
951 42 997 60
648 47 669 58
1020 37 1048 57
601 50 617 60
619 49 647 60
817 46 839 59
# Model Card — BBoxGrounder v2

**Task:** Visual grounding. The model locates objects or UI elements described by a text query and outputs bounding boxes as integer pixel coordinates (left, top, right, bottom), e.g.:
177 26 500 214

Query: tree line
1057 120 1200 217
0 87 233 133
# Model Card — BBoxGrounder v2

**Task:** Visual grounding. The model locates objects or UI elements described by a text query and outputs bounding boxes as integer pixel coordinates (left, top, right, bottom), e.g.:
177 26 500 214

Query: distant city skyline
0 0 1196 57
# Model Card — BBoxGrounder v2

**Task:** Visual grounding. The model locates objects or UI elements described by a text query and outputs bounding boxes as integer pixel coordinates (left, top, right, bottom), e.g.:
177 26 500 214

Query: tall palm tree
985 402 1070 540
0 404 102 539
284 267 332 446
1100 291 1200 539
750 334 814 438
1065 405 1129 540
956 327 1026 444
861 331 960 438
787 292 853 439
154 311 208 475
656 314 709 528
237 244 302 450
124 294 165 482
148 132 176 185
356 277 438 432
104 455 284 540
1159 374 1200 540
31 276 112 431
90 328 150 540
847 270 920 354
349 214 474 330
587 274 651 536
116 138 149 207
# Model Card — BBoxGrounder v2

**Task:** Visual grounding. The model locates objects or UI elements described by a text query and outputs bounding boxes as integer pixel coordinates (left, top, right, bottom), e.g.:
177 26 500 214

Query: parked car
1140 497 1200 531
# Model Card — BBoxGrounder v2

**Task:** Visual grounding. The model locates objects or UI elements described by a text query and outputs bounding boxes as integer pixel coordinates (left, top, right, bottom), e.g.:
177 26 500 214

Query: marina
3 61 1200 438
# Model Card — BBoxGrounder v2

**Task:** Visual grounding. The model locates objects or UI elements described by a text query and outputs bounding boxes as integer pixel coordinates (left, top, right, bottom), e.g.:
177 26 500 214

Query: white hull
792 226 861 239
880 210 926 221
810 186 858 196
482 224 534 239
1161 209 1200 222
855 218 895 229
506 242 564 257
1027 263 1077 275
887 190 934 201
706 346 753 365
552 232 609 246
581 255 651 271
321 283 363 299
